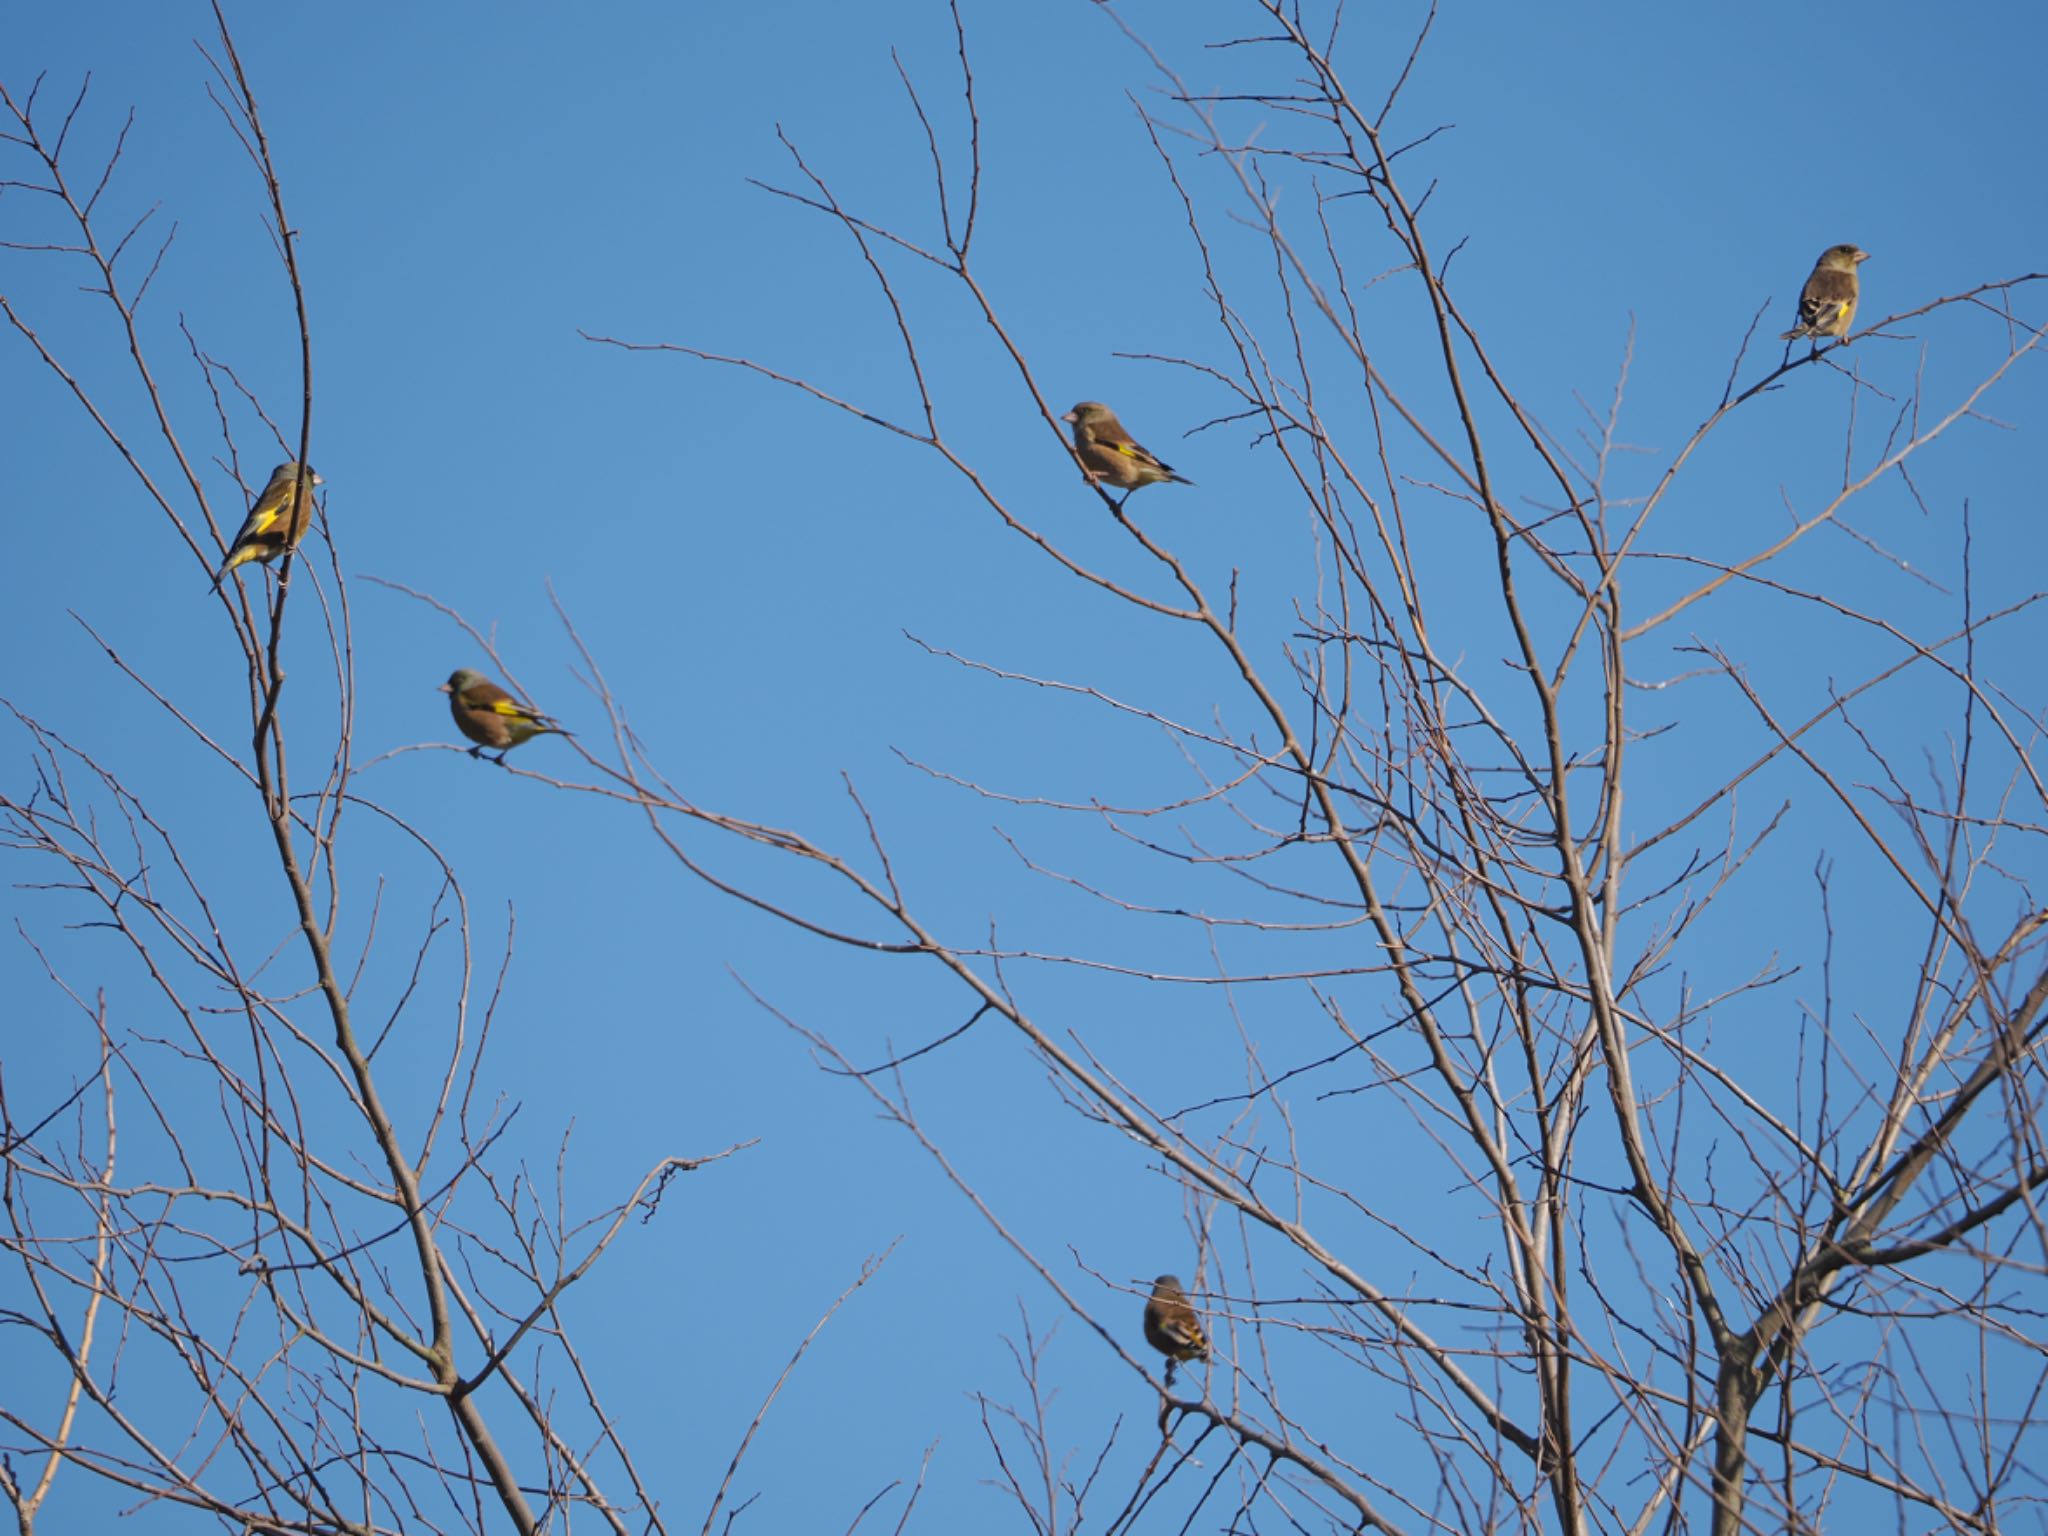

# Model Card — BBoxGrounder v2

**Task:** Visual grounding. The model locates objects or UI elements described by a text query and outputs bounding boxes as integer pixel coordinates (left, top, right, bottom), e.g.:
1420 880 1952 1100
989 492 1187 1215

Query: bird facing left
1064 401 1194 495
439 669 570 763
1142 1273 1210 1368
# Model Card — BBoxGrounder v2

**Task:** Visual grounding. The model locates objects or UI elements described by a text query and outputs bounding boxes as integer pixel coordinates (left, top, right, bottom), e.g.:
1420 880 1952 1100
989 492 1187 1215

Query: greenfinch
1781 244 1869 343
1063 402 1193 494
212 461 322 590
439 669 568 762
1142 1274 1209 1369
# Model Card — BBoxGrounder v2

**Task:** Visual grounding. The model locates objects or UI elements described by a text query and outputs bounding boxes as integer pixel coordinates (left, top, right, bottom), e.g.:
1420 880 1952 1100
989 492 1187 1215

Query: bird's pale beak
436 683 452 694
1855 250 1871 263
1061 410 1077 423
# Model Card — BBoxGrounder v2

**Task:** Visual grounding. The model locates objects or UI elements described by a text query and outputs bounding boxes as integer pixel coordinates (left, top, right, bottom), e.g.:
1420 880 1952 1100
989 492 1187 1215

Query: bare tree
6 5 2045 1536
0 15 814 1535
566 6 2048 1535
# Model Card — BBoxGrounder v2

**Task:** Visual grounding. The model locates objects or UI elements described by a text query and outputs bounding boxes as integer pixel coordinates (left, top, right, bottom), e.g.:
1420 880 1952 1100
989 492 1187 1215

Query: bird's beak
436 683 452 694
1855 250 1871 263
1061 410 1077 423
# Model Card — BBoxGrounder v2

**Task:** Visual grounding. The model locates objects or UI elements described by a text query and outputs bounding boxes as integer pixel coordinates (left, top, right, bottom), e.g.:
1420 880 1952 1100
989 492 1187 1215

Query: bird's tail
211 545 258 591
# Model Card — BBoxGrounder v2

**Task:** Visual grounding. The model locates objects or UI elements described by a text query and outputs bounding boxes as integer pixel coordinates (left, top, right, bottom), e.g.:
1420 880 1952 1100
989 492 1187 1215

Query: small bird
1781 244 1869 344
1142 1274 1209 1373
212 461 323 590
439 669 569 762
1063 401 1193 496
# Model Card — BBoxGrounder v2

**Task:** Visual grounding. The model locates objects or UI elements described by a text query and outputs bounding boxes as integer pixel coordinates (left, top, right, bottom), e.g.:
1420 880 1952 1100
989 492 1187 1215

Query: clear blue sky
4 3 2045 1531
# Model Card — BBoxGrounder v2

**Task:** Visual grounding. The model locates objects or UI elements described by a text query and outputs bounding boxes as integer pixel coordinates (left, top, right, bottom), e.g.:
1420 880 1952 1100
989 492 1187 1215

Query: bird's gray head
1820 244 1869 268
1152 1274 1184 1292
1063 401 1111 426
270 461 325 485
439 668 483 695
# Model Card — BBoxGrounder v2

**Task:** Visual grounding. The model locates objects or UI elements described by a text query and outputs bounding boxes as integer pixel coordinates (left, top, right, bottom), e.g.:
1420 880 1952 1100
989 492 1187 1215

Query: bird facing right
439 669 568 762
1142 1274 1209 1366
1781 244 1869 344
212 461 323 590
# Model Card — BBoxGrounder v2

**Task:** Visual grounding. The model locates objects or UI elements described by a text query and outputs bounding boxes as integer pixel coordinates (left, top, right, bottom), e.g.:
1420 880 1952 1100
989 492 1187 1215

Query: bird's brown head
1063 401 1111 427
1820 244 1869 270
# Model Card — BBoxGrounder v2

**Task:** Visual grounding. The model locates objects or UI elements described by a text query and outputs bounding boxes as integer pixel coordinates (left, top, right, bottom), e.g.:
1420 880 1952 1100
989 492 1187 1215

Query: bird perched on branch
439 669 569 762
1781 244 1869 344
1063 401 1193 498
1142 1274 1209 1379
212 461 323 590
